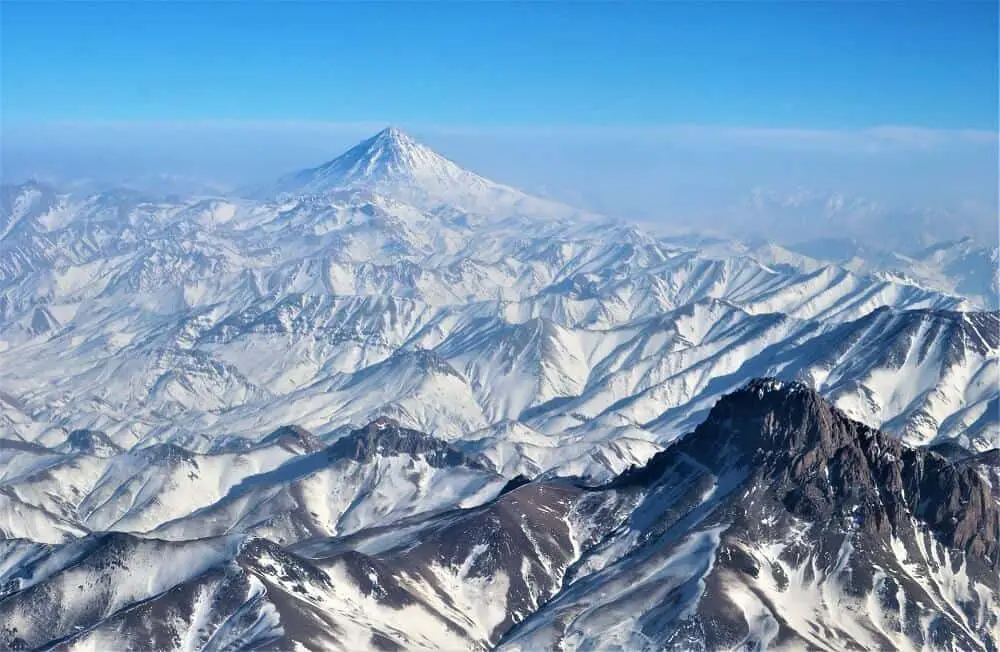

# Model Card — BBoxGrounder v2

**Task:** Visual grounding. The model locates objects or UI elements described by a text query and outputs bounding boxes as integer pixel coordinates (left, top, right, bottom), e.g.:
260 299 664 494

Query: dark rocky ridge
259 424 325 454
326 416 493 471
618 378 999 566
502 378 1000 651
58 429 124 456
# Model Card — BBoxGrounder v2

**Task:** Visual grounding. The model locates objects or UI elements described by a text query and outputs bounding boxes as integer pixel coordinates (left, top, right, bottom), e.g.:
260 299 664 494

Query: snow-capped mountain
0 127 996 650
264 126 585 219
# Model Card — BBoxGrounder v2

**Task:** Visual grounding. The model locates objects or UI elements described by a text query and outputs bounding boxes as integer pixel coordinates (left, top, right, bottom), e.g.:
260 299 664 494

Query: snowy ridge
0 420 504 546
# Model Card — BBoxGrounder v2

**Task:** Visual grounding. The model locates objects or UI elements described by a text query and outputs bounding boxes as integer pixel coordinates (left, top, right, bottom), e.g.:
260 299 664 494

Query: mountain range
0 127 996 650
0 382 996 650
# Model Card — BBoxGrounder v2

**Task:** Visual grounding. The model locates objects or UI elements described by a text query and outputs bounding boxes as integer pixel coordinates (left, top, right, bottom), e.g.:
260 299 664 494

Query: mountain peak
274 126 465 197
372 125 414 145
358 125 423 162
264 126 584 217
348 126 434 174
616 378 1000 564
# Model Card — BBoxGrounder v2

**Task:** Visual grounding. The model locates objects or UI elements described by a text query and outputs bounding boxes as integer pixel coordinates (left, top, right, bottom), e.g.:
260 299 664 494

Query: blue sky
2 2 997 243
4 2 997 128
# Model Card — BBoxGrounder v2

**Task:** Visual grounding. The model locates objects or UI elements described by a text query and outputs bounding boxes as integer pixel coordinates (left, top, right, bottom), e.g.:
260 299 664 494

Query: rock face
58 429 124 456
326 416 493 471
661 378 999 566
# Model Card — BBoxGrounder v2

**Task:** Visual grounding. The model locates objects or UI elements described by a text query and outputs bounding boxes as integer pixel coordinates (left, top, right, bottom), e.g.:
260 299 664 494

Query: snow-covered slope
1 383 995 651
0 127 996 649
0 420 505 547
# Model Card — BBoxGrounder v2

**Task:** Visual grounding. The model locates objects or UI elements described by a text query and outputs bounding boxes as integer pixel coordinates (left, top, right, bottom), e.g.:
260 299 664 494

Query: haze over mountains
0 128 996 650
8 121 997 252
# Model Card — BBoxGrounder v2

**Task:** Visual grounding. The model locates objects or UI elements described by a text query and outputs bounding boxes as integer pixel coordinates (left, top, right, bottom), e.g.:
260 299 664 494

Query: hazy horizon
4 121 997 250
3 2 997 249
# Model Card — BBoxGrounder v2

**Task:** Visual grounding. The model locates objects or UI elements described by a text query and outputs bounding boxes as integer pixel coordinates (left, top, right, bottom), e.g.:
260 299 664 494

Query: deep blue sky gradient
4 2 997 129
